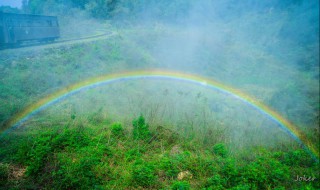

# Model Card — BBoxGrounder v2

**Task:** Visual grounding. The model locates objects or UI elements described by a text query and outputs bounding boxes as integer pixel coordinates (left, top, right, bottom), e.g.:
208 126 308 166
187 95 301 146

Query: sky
0 0 22 8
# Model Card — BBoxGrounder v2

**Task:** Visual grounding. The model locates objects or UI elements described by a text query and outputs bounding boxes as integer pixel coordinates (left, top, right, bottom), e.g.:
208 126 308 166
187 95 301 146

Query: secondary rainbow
1 70 318 160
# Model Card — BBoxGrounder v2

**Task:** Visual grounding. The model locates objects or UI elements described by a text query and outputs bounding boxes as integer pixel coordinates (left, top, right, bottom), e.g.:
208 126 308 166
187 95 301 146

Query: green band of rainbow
1 70 318 160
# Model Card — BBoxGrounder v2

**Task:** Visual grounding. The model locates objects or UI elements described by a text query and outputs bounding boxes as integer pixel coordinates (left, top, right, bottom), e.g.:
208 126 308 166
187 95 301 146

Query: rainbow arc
1 70 318 160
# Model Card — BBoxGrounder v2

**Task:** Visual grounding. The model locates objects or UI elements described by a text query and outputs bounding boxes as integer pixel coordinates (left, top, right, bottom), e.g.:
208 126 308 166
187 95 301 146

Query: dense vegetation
0 25 319 189
0 115 318 189
0 0 319 189
8 0 318 25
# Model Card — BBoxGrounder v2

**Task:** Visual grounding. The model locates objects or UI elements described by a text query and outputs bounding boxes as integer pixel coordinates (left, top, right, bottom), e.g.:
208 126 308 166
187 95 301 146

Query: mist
0 0 319 189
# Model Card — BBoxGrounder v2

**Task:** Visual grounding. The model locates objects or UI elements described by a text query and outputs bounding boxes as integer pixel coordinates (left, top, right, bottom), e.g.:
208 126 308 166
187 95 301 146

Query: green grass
0 115 318 189
0 23 319 189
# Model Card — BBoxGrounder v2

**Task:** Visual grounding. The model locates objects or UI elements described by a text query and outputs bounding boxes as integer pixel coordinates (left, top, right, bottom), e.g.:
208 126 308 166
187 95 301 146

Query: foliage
281 149 315 167
171 180 190 190
0 163 10 185
52 146 106 189
212 143 228 157
159 156 180 178
0 1 319 189
22 0 319 25
125 148 142 161
132 115 151 140
110 122 124 137
0 117 319 189
131 160 157 188
241 155 290 189
204 175 226 190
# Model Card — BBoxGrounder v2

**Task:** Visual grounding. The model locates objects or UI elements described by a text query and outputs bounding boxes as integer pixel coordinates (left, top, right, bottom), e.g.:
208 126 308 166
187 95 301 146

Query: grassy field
0 24 319 189
0 115 318 189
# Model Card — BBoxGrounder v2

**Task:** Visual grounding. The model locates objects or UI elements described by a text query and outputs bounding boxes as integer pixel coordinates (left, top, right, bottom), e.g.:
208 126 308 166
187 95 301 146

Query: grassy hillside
0 23 319 189
0 115 319 189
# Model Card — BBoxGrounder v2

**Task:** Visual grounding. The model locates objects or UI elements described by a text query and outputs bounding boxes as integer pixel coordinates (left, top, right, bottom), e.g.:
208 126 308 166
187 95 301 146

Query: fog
0 0 319 153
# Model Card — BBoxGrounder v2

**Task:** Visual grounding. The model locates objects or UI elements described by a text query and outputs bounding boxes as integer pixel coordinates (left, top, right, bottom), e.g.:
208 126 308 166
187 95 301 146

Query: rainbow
1 70 318 160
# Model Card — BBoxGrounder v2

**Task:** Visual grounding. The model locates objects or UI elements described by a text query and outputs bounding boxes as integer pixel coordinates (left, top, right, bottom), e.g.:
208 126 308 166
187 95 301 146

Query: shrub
110 122 124 137
171 181 190 190
132 160 157 187
53 146 104 189
281 149 315 167
25 135 53 176
71 113 76 120
51 129 90 150
159 156 179 178
132 115 151 140
125 148 142 161
15 129 91 177
241 156 290 189
0 163 9 185
229 183 257 190
212 143 227 157
205 174 226 189
219 158 238 187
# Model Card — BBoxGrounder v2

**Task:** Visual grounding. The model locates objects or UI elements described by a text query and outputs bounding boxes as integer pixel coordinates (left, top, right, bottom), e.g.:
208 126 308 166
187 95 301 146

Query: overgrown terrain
0 0 319 189
0 115 319 189
0 26 319 189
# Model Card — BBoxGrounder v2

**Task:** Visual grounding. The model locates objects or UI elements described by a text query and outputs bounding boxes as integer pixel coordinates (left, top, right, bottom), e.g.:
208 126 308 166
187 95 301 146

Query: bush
219 158 238 187
132 115 151 140
241 156 290 189
53 146 105 189
205 175 226 189
0 163 9 185
281 149 315 167
25 135 53 176
159 156 180 178
212 143 227 157
229 183 257 190
171 181 190 190
51 129 90 150
132 160 157 187
125 148 142 161
110 122 124 137
14 129 91 177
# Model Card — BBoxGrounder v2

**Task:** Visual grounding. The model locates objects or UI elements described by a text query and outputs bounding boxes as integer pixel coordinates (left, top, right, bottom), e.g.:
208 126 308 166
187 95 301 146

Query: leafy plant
281 149 315 167
25 134 53 176
212 143 227 157
110 122 124 137
171 181 190 190
159 156 180 178
204 174 226 190
241 156 290 189
53 149 103 189
132 160 157 188
125 148 142 161
0 163 9 186
132 115 151 140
